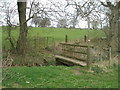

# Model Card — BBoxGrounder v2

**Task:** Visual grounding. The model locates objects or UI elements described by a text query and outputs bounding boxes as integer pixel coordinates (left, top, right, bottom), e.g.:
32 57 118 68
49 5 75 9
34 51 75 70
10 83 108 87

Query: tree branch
29 0 35 18
100 1 109 7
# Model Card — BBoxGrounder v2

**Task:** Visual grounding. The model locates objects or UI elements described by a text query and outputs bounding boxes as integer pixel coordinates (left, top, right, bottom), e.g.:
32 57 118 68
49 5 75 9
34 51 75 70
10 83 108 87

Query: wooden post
38 38 40 49
65 35 68 43
72 46 75 57
108 46 112 66
87 44 90 68
46 37 49 48
34 38 36 49
87 16 90 69
43 37 46 48
53 37 55 54
3 44 6 51
84 35 87 42
100 40 102 61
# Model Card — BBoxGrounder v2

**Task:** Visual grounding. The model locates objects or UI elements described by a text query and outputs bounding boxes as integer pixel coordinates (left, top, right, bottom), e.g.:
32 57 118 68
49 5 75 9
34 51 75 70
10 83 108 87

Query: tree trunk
7 25 15 50
16 1 28 55
100 2 119 51
118 2 120 59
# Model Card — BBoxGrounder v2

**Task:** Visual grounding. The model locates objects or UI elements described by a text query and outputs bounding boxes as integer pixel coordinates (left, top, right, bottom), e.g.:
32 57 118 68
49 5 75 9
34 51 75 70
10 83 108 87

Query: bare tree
69 15 78 28
31 15 51 27
16 1 28 55
0 2 17 51
39 17 51 27
65 1 101 27
31 14 41 27
66 0 119 47
90 20 100 29
16 0 37 55
100 1 120 51
57 18 67 28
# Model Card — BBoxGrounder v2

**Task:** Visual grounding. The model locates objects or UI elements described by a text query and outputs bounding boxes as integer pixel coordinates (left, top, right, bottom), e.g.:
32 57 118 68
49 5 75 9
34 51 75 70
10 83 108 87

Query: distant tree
0 2 17 50
57 18 67 28
103 25 110 38
90 20 100 30
31 16 51 27
69 15 78 28
31 15 41 27
65 1 100 29
38 17 51 27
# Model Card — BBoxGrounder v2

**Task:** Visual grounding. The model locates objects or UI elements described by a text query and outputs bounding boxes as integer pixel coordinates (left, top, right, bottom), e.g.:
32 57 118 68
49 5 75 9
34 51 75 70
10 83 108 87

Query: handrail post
87 16 90 69
108 46 111 66
65 35 68 43
87 40 90 69
46 37 49 48
34 38 36 49
84 35 87 42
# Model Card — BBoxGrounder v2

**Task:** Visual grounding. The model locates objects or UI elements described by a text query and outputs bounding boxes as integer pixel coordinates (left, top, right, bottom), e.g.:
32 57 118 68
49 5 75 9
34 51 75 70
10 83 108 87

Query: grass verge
2 65 118 88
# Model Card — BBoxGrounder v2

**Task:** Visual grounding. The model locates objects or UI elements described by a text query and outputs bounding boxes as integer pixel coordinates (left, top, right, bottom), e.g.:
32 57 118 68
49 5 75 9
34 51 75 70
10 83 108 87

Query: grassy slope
28 27 105 42
2 27 105 46
3 66 118 88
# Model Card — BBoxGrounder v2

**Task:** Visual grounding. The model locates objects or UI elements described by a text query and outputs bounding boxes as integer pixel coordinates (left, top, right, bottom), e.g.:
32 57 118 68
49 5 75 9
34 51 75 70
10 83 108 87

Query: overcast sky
0 0 115 28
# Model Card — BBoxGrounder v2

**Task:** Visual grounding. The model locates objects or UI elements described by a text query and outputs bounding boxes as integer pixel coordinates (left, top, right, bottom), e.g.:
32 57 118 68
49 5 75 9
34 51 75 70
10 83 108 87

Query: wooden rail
61 49 87 54
60 43 94 48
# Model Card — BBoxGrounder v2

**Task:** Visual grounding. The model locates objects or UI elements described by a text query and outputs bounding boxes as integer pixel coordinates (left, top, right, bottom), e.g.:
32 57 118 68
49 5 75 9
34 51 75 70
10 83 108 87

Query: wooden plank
55 55 87 66
60 43 88 47
60 54 87 61
60 43 94 48
62 49 87 54
87 43 90 68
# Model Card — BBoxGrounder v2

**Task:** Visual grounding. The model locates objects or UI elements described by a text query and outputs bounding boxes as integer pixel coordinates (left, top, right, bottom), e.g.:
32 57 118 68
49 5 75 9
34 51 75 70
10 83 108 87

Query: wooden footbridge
55 43 94 67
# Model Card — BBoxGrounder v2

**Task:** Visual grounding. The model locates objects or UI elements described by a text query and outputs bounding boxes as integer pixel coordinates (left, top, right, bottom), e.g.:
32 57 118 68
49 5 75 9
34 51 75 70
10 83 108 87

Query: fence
90 46 112 63
33 36 55 50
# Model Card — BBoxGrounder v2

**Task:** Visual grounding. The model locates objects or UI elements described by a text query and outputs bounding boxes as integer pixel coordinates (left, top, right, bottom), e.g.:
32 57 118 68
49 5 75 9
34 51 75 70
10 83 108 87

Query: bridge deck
55 55 87 66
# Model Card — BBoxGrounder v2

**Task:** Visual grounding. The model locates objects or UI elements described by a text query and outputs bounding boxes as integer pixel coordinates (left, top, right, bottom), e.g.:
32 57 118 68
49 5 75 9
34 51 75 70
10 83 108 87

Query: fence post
46 37 49 48
65 35 68 43
99 40 102 61
34 38 36 49
3 44 6 51
52 37 55 54
87 42 90 68
38 38 40 49
108 46 112 66
100 48 102 61
43 37 46 48
84 35 87 42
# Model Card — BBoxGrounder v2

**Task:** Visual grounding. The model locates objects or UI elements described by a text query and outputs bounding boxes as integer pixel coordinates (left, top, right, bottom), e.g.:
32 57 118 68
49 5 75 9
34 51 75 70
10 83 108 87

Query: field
2 65 118 88
2 27 118 88
2 27 105 47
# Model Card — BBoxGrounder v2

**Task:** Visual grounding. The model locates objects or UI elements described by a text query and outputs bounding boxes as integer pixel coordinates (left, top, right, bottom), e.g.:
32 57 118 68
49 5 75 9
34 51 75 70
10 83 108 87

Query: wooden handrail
62 49 87 54
60 43 94 48
60 54 87 61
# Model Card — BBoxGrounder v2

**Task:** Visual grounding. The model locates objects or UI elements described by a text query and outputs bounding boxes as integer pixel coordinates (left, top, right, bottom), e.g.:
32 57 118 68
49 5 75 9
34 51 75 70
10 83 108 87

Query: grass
2 27 113 88
2 27 105 48
2 65 118 88
28 27 105 42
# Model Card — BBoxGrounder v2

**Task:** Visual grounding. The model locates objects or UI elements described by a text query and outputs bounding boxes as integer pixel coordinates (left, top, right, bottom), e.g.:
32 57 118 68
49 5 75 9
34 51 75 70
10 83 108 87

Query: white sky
0 0 88 28
0 0 114 28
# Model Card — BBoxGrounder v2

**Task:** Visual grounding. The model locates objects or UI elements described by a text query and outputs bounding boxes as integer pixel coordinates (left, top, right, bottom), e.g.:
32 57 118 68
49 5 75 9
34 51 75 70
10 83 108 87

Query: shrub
91 65 103 73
